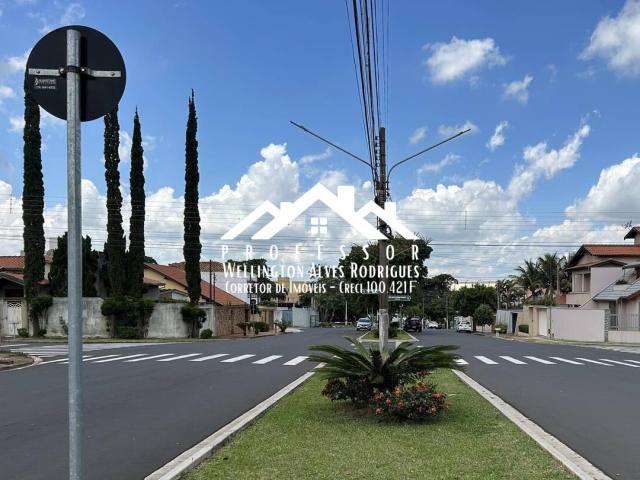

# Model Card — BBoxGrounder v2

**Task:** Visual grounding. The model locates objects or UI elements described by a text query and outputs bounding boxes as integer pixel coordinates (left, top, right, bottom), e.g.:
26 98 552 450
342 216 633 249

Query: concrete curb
452 370 612 480
0 354 40 372
145 371 316 480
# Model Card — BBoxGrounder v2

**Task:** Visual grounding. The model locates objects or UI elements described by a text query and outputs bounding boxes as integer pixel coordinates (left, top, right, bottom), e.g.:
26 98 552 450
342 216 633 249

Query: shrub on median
371 381 450 421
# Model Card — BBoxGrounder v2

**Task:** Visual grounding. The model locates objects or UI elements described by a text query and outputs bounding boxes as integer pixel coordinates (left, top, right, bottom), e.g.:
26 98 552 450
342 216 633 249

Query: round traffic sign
26 25 126 122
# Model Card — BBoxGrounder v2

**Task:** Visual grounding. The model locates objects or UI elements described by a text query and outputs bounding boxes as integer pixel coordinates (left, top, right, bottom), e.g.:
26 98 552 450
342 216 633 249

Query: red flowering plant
371 381 450 421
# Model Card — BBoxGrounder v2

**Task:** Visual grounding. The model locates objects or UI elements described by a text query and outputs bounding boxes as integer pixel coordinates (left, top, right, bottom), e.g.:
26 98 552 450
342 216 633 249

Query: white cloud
437 121 478 138
417 153 459 174
0 51 28 76
299 147 331 165
0 85 15 104
582 0 640 76
8 115 25 133
32 3 86 34
503 74 533 104
409 126 427 145
424 37 507 84
486 121 508 151
565 155 640 223
508 123 591 199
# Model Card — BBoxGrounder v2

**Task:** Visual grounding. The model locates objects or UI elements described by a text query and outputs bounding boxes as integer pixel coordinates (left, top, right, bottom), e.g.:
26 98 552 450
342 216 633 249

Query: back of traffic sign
26 25 126 122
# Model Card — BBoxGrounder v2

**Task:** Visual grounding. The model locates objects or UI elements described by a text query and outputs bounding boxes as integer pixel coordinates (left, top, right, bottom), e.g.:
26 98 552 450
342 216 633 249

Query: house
169 260 251 304
143 263 246 306
565 227 640 331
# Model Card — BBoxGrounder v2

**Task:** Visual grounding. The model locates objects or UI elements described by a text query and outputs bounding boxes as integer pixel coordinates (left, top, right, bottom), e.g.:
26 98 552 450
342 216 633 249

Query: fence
609 313 640 331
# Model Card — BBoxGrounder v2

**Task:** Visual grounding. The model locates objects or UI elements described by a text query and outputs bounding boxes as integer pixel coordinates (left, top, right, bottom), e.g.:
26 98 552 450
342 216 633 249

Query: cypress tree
104 106 126 296
183 91 201 305
22 74 45 308
127 109 145 298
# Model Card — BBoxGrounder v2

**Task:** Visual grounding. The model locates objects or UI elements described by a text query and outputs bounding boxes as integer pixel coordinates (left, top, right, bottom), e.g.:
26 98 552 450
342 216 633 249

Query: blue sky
1 0 640 281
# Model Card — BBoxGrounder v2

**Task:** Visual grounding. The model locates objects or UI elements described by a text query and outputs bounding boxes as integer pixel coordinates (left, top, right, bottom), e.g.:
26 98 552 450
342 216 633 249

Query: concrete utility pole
376 127 389 351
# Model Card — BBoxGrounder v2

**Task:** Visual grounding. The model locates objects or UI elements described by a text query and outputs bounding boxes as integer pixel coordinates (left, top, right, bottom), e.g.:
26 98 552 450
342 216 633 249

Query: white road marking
575 358 613 366
550 357 584 365
80 355 117 362
189 354 229 362
92 354 147 363
499 356 527 365
39 358 70 365
624 359 640 365
221 354 256 363
252 355 283 364
125 354 175 362
454 359 469 365
283 356 308 366
314 362 326 369
157 354 202 362
4 343 28 347
475 356 498 365
524 356 556 365
599 358 640 368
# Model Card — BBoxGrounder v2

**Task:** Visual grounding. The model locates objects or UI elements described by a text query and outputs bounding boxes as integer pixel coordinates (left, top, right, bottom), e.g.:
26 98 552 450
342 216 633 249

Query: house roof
567 245 640 268
0 255 53 271
143 277 164 287
565 258 627 271
168 261 225 272
624 226 640 240
0 271 24 285
594 279 640 302
144 263 245 306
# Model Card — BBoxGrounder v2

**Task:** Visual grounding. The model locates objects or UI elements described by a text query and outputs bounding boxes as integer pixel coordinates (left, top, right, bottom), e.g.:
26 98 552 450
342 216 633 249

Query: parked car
403 317 422 333
356 318 372 331
456 321 472 333
427 320 439 329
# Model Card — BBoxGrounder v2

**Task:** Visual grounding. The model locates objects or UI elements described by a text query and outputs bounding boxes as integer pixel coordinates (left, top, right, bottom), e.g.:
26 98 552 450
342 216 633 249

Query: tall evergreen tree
48 232 99 297
127 109 146 298
104 106 127 296
183 92 201 304
22 74 45 304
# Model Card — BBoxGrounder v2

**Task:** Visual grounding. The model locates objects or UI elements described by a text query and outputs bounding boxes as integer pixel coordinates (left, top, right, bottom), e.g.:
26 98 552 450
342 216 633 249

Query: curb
0 355 41 372
452 370 611 480
145 371 316 480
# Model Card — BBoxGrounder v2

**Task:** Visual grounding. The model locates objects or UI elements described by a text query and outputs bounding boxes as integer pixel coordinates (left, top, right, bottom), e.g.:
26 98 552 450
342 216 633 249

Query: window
572 273 591 293
309 216 327 235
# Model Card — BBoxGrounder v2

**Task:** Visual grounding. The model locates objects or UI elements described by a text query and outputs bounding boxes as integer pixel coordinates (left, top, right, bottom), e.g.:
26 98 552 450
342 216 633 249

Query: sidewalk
493 333 640 349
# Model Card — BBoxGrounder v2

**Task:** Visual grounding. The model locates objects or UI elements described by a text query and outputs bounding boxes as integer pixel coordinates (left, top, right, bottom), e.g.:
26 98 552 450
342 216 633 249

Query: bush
237 321 252 336
29 294 53 336
37 328 47 337
518 324 529 334
115 326 138 339
17 327 29 338
370 326 399 339
473 304 495 329
102 297 156 339
275 319 291 333
309 337 459 408
181 305 207 338
200 328 213 339
371 381 449 420
252 321 268 334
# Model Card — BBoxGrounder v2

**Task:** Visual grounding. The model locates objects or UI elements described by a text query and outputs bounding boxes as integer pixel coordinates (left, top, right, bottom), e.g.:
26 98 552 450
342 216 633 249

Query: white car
456 322 472 333
427 321 439 329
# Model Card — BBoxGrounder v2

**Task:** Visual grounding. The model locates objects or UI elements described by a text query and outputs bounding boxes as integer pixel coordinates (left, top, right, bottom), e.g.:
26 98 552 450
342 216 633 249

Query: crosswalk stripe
79 355 117 362
314 362 326 369
455 359 469 365
157 353 202 362
624 359 640 365
549 357 583 365
92 354 147 363
599 358 640 368
524 356 556 364
3 343 28 347
125 354 175 362
221 354 256 363
189 354 229 362
475 356 498 365
283 356 308 366
253 355 283 364
40 358 70 364
575 358 613 366
500 356 527 365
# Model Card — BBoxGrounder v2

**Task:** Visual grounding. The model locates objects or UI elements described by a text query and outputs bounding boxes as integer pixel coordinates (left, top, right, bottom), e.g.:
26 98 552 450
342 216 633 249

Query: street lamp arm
388 128 471 179
289 120 372 168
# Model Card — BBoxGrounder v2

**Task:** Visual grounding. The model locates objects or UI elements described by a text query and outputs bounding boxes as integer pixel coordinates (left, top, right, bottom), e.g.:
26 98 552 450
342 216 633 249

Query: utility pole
209 259 212 302
376 127 389 351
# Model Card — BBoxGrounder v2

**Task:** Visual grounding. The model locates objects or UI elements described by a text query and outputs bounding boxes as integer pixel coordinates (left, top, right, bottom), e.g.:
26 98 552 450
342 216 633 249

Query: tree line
21 77 204 337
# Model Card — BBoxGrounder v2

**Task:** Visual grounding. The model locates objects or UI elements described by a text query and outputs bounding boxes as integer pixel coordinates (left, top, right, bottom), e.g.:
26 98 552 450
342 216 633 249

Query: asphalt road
1 328 639 479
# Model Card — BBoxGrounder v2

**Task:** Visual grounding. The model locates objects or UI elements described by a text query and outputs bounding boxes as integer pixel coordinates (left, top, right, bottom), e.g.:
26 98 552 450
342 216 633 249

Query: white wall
608 330 640 343
550 308 605 342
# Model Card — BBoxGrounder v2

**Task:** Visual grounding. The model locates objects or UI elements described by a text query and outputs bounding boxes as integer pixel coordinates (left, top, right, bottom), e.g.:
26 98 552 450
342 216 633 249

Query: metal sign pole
66 28 84 480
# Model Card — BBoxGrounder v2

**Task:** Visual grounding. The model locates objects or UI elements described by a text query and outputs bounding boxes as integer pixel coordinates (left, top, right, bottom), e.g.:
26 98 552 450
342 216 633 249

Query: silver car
356 318 372 331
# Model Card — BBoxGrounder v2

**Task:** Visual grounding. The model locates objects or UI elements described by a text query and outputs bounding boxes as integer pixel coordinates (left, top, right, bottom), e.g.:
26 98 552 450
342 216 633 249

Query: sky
1 0 640 282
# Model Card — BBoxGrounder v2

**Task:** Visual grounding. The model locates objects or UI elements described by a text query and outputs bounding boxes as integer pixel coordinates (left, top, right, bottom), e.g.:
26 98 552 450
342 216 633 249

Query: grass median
360 330 414 342
185 369 574 480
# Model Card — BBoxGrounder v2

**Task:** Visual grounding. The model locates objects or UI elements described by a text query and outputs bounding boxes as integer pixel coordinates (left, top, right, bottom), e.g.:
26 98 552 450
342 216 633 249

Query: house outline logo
221 183 417 241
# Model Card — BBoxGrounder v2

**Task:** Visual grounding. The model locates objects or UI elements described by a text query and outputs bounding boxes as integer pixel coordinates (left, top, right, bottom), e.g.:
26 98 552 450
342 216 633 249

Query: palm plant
308 338 459 393
512 259 542 299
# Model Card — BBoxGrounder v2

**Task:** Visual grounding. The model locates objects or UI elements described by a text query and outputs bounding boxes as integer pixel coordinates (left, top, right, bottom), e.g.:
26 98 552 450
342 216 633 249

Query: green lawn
185 370 574 480
360 329 414 341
